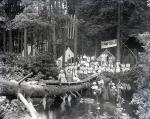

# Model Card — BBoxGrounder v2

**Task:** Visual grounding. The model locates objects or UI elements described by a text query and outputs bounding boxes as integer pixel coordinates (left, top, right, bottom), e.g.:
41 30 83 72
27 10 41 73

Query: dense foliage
1 1 150 119
0 53 59 82
130 47 150 118
73 0 149 56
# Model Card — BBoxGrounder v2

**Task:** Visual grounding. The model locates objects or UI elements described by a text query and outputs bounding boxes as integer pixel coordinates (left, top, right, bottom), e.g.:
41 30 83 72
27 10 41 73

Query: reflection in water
35 85 131 119
35 85 119 119
37 96 107 119
39 111 56 119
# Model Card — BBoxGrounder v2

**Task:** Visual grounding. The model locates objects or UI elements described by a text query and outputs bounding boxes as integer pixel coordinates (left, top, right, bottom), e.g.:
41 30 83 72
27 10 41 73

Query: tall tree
70 0 148 56
11 0 71 59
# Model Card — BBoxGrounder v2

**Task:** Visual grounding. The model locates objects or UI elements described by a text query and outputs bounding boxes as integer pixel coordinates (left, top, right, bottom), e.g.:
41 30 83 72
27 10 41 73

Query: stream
36 98 114 119
33 89 128 119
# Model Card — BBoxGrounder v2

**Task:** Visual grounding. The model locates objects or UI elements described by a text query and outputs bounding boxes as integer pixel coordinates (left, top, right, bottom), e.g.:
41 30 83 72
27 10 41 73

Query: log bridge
0 73 99 97
0 73 99 119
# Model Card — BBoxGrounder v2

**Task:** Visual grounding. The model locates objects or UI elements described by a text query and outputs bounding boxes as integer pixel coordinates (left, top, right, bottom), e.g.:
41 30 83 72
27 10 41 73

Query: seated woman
73 74 80 82
58 70 67 83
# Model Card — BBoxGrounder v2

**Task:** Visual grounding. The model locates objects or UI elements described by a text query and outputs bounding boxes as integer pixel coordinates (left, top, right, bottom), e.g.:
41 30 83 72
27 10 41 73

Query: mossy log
0 73 99 98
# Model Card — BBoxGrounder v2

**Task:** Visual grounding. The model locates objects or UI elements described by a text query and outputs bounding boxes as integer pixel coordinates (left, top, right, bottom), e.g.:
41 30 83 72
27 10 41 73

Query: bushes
0 53 59 81
130 50 150 118
103 66 142 91
131 68 150 119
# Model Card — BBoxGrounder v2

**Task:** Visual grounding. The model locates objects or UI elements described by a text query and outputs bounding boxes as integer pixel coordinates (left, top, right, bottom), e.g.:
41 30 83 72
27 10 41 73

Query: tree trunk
31 33 34 56
70 15 73 39
17 31 20 53
3 30 6 52
52 21 57 60
95 39 98 59
56 0 59 14
20 30 23 52
24 28 28 58
60 0 63 14
33 32 37 56
74 16 78 63
116 1 121 63
8 29 13 52
48 28 52 53
62 36 66 68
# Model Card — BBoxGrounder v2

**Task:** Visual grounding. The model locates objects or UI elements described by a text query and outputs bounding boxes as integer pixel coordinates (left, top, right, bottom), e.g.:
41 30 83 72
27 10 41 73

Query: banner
101 39 117 49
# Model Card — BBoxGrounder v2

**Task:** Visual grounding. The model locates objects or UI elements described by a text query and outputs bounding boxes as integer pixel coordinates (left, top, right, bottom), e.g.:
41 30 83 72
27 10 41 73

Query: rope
120 40 138 63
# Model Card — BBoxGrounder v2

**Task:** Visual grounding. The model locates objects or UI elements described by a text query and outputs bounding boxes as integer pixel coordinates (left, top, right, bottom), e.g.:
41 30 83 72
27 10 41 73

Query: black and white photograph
0 0 149 119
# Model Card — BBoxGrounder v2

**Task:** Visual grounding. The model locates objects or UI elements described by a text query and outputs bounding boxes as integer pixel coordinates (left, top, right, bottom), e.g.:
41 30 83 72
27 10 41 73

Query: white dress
58 73 67 83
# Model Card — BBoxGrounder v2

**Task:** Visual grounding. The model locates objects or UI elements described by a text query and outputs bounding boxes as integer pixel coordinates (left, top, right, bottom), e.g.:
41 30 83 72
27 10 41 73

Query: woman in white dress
58 70 67 83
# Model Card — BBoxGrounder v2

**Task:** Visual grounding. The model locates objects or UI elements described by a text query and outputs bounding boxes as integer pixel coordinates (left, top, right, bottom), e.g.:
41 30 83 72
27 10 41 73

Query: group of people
70 61 130 75
58 69 80 83
57 58 131 83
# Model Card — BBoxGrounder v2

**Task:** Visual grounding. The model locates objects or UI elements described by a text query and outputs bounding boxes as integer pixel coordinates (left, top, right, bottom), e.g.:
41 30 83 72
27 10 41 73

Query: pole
120 40 138 64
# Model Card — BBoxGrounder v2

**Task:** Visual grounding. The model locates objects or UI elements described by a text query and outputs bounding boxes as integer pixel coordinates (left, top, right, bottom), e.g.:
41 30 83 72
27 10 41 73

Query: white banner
101 39 117 49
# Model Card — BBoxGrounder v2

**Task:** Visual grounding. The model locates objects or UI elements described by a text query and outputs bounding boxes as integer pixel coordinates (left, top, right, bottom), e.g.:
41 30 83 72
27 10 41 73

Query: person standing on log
58 70 67 84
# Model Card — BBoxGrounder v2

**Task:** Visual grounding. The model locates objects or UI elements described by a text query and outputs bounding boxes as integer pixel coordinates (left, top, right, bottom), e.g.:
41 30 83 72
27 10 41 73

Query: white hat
60 70 64 73
112 83 115 86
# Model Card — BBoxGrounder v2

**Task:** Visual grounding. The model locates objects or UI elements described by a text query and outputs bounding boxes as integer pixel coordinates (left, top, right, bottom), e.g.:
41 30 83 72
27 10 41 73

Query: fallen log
17 92 38 119
0 73 99 98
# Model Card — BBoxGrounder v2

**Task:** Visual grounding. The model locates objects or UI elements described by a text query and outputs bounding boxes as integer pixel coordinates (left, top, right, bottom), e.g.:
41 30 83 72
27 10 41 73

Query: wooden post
8 29 13 52
24 27 28 58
